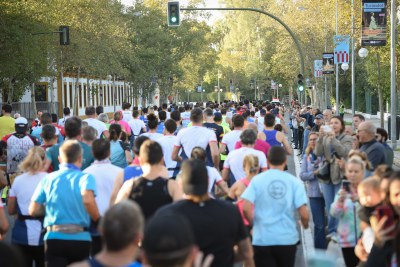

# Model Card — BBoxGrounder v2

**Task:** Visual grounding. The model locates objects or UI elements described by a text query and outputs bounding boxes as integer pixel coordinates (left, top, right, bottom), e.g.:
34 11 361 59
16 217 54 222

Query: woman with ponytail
109 124 133 168
228 154 259 233
8 146 47 267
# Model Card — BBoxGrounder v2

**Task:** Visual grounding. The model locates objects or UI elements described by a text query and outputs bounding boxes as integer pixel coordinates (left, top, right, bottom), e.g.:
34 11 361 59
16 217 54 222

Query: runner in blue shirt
30 140 100 267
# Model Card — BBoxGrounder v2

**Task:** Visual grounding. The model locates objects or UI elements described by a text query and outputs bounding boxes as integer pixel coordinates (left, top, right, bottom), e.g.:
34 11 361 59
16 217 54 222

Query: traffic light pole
180 7 305 76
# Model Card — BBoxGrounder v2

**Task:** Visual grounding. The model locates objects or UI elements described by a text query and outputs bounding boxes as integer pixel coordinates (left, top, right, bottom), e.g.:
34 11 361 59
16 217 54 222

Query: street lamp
201 89 205 102
278 84 282 99
341 63 349 72
358 48 369 59
187 90 191 102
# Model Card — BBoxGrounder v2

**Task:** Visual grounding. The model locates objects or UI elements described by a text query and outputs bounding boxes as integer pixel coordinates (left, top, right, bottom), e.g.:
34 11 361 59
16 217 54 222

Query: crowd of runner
0 99 398 267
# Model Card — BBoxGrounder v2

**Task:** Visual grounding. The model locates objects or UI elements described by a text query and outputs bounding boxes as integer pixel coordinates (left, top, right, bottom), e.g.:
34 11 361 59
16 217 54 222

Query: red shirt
234 139 270 157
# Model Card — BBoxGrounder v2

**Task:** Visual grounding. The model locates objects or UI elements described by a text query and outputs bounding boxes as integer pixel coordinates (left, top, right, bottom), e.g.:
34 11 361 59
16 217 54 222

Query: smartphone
373 205 396 237
342 180 351 193
322 125 332 132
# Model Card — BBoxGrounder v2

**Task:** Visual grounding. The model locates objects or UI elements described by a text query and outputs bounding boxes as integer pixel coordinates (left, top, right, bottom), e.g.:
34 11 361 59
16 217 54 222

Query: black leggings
253 244 297 267
15 244 44 267
342 247 359 267
45 239 90 267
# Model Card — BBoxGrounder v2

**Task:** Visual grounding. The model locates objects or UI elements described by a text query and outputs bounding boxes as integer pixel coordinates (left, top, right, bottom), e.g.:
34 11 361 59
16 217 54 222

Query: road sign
334 35 350 64
322 53 334 74
314 60 323 78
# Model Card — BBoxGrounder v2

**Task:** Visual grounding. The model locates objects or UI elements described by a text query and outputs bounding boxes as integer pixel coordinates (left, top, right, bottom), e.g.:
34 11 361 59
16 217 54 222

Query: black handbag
316 160 331 181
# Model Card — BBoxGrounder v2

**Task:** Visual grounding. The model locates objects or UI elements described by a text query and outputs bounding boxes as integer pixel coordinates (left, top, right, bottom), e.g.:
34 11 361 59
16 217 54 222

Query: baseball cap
315 114 323 119
180 159 208 196
143 212 194 263
15 117 28 127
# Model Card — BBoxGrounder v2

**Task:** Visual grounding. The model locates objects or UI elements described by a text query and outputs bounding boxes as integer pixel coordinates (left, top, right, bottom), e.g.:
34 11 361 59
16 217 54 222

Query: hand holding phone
342 180 351 193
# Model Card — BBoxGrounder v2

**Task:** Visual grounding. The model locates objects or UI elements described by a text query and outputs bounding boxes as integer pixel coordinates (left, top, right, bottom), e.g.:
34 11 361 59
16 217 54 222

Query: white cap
15 117 28 126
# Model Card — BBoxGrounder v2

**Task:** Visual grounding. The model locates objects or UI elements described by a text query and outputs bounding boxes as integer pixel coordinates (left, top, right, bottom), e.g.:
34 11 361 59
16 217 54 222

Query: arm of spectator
314 134 324 157
167 179 183 201
109 171 124 205
209 141 220 170
299 155 315 181
331 135 352 158
330 190 347 218
82 190 100 222
298 204 309 229
235 238 255 267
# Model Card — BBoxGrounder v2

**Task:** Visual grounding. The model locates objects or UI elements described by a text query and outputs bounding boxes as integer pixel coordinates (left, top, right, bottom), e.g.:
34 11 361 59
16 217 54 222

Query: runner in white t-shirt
220 114 244 155
83 106 109 139
140 113 163 141
157 119 179 178
83 139 122 216
128 110 146 137
121 102 133 123
222 129 268 182
172 108 219 168
180 104 191 127
190 147 229 196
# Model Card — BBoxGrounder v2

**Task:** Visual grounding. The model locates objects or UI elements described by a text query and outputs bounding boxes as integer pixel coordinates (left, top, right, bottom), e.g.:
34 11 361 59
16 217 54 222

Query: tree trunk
99 79 103 107
50 76 56 114
31 83 37 119
377 53 384 128
7 79 14 104
73 67 80 116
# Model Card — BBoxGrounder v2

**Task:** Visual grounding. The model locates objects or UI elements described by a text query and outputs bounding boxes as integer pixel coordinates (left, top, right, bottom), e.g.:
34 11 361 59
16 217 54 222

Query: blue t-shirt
123 165 143 182
241 169 308 246
31 164 97 241
156 122 165 134
110 140 128 168
32 126 63 144
46 141 94 171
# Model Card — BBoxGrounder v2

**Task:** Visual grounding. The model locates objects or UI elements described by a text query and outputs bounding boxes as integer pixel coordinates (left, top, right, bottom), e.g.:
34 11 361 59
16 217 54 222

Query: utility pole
335 0 339 115
390 0 397 148
217 69 221 104
351 0 355 117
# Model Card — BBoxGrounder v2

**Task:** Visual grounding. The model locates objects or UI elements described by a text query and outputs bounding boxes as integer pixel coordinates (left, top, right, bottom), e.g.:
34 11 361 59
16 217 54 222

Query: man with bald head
358 121 387 169
323 109 333 125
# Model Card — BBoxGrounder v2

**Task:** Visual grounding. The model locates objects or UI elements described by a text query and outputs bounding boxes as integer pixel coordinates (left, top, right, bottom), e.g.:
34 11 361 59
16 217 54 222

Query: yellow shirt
0 116 15 139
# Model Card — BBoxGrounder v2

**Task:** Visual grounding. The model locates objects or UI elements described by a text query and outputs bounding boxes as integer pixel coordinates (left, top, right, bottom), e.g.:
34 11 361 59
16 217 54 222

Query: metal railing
0 102 59 120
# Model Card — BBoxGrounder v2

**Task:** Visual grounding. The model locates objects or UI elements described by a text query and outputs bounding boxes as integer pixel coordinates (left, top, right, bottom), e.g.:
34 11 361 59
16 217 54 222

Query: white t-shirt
9 172 47 245
83 160 122 215
226 111 233 120
84 118 108 138
128 119 146 136
58 115 71 127
174 126 217 157
140 132 163 141
257 116 265 132
255 110 261 119
223 147 268 181
181 112 191 127
206 166 223 193
122 110 133 123
221 130 242 153
157 135 178 177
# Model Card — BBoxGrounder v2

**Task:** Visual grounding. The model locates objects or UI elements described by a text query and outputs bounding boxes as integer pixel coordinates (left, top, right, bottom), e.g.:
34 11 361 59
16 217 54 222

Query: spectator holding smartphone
330 157 365 267
315 115 353 242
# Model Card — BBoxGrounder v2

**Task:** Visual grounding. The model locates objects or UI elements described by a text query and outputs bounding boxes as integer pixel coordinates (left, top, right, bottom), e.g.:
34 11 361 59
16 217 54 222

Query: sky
119 0 224 24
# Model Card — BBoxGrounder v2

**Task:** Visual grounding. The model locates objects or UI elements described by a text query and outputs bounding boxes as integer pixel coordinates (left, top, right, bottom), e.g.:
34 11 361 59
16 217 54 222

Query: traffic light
297 74 304 92
59 26 70 45
167 2 180 26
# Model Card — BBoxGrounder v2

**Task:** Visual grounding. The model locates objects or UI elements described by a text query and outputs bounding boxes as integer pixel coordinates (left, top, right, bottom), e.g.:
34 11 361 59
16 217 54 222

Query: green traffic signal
168 2 180 26
298 84 304 92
